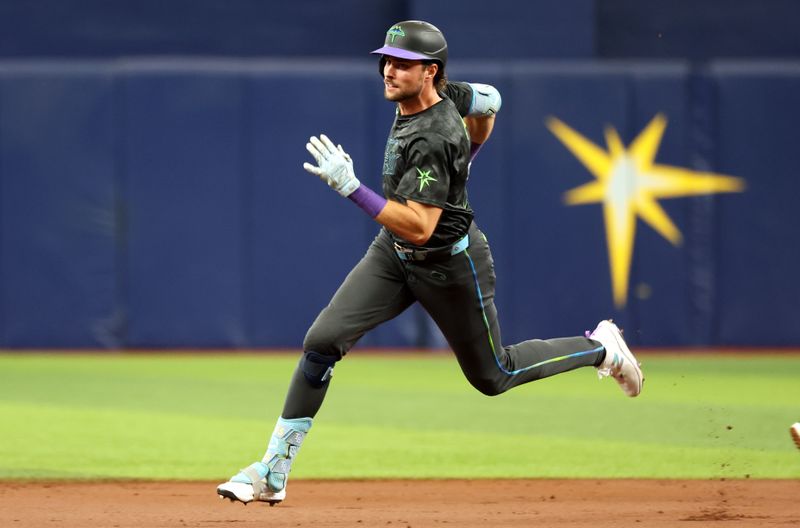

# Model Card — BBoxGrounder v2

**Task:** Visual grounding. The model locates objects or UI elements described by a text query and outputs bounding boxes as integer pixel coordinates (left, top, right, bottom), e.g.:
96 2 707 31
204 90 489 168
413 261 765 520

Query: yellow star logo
546 114 745 308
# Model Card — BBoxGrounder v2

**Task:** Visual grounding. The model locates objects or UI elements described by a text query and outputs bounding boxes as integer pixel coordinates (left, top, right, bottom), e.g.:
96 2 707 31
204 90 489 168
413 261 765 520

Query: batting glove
303 134 361 197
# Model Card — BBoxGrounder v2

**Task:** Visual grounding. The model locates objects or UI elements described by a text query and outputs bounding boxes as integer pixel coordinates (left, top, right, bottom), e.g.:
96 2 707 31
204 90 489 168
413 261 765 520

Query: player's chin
384 87 401 101
384 85 410 101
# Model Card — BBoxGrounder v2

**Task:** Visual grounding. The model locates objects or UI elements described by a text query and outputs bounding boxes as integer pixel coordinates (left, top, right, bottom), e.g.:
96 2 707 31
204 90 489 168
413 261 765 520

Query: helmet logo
387 25 405 43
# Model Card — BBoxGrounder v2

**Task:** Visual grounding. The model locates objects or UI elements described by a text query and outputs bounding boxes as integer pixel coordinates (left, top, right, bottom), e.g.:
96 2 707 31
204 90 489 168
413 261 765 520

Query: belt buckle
394 242 425 261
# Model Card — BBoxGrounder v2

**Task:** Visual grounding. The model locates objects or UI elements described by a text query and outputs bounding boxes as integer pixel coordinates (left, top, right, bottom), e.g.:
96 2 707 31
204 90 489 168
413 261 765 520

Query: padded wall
506 64 634 343
713 63 800 345
0 59 798 348
0 65 117 347
247 64 378 346
120 65 246 347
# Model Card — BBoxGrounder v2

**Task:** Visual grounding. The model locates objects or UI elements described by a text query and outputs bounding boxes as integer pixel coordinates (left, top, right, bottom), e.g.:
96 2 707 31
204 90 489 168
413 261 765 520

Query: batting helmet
371 20 448 76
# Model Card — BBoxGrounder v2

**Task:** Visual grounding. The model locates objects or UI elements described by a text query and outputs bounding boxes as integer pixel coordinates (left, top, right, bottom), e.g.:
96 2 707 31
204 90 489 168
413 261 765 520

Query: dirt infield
1 479 798 528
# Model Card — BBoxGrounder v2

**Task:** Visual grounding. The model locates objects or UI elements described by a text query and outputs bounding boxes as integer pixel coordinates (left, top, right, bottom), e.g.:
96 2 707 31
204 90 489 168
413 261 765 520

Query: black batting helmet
371 20 448 76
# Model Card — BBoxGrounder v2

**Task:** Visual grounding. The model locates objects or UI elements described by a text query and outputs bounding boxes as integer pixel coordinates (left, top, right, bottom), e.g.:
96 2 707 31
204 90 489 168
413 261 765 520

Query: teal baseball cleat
217 416 312 506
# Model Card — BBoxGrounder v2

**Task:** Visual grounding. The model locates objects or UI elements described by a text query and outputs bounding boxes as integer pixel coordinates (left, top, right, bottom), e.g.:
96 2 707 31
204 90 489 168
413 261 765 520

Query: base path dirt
1 479 798 527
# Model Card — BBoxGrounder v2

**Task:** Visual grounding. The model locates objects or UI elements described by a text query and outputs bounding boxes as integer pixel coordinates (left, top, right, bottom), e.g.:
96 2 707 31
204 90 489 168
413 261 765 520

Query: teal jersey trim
463 249 602 376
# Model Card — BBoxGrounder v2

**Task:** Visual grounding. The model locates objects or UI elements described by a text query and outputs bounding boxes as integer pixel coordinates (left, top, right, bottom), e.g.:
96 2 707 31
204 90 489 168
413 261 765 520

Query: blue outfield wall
0 65 117 347
0 59 798 348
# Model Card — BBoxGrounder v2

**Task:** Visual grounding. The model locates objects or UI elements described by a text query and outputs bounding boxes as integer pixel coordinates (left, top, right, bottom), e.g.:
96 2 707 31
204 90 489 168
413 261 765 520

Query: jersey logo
387 26 406 43
382 138 400 176
416 167 437 191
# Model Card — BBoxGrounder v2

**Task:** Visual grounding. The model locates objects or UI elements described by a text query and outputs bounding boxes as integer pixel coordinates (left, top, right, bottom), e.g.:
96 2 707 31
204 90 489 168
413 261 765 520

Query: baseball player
217 20 644 506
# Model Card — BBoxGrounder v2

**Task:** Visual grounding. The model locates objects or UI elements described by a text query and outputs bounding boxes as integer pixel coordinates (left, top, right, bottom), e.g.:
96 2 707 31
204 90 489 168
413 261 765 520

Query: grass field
0 352 798 480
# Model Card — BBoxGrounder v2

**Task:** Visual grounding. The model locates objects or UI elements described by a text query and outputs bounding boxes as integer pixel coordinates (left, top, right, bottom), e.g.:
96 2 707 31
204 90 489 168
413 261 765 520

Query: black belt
394 233 470 262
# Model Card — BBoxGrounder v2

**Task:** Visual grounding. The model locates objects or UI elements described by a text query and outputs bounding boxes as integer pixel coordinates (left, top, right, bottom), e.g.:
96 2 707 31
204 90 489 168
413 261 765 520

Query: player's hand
303 134 361 197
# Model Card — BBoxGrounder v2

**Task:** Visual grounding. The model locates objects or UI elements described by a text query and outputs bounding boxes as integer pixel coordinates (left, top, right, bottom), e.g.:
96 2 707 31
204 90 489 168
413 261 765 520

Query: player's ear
424 62 438 81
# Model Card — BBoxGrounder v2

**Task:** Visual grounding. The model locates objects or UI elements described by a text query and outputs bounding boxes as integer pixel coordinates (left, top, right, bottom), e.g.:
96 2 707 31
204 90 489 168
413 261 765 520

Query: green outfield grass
0 352 798 480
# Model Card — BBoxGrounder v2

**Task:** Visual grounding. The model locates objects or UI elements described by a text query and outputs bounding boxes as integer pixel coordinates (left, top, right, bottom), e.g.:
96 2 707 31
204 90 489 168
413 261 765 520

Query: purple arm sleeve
470 142 483 163
347 184 387 218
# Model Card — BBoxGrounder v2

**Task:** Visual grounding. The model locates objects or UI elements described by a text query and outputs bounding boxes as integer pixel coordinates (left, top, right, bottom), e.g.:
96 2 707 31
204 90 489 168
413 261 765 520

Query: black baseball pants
282 222 605 419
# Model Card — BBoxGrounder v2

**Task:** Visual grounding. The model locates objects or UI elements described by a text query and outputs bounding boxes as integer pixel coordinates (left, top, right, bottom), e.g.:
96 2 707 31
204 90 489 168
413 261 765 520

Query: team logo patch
416 167 437 191
387 25 405 43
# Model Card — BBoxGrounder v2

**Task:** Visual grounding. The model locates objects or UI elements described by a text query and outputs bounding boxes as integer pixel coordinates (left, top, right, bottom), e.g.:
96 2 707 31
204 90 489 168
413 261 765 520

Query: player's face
382 56 429 102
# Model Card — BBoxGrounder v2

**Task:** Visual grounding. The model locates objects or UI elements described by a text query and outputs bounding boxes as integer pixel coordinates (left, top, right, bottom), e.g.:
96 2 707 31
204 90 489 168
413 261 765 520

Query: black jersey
381 82 475 248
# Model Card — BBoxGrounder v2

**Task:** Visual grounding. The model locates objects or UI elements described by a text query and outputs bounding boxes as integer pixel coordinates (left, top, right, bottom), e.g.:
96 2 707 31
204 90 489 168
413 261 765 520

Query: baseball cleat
217 417 312 507
216 478 286 505
589 319 644 397
791 423 800 450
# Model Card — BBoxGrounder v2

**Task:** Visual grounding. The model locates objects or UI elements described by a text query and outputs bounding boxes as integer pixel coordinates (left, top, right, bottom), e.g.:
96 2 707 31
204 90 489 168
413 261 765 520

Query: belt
394 233 469 262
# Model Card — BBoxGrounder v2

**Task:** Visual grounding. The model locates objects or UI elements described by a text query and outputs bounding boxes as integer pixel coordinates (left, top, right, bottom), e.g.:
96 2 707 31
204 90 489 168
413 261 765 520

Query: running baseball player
217 20 644 506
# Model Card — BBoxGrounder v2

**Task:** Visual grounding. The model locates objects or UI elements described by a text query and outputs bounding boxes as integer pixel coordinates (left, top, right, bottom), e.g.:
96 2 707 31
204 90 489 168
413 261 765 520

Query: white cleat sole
791 423 800 450
217 481 285 506
217 482 254 504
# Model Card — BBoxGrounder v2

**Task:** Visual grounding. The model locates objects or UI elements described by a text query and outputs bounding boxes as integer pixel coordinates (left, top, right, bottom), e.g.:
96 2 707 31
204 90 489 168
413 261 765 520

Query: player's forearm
301 135 440 243
464 115 495 145
464 115 495 162
375 200 441 246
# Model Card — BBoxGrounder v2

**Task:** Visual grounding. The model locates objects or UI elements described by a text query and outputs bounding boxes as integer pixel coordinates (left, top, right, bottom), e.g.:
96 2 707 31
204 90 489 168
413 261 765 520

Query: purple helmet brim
370 45 430 61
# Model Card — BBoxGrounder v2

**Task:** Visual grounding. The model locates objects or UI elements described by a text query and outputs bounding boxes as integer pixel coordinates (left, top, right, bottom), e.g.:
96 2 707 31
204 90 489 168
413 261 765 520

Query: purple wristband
470 142 483 162
348 184 387 218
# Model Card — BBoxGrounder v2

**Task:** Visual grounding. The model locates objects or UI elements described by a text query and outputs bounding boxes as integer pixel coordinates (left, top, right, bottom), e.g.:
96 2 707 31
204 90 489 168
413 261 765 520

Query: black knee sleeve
300 351 338 388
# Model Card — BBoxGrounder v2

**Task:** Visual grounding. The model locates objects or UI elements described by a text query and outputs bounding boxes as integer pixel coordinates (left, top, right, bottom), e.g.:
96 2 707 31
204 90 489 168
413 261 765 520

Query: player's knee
298 350 338 389
303 321 346 357
467 376 506 397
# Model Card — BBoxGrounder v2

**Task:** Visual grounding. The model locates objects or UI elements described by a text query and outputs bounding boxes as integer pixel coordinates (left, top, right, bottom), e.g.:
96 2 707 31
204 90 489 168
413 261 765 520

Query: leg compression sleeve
300 351 337 388
281 351 338 419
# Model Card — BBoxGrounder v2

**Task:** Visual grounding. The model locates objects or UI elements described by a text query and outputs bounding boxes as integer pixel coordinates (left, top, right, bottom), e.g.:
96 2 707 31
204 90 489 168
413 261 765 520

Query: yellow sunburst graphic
546 114 745 308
